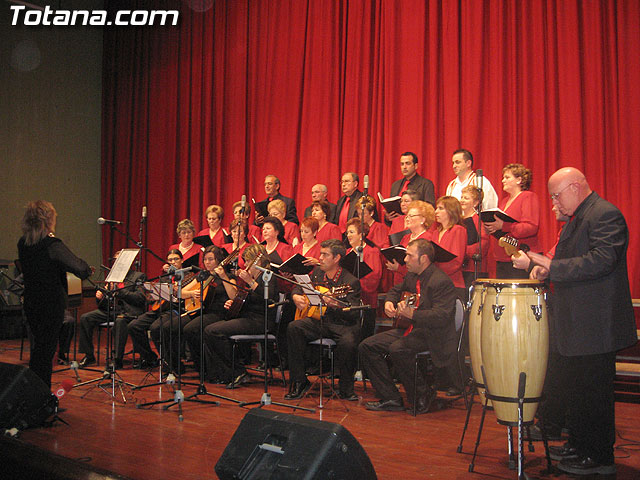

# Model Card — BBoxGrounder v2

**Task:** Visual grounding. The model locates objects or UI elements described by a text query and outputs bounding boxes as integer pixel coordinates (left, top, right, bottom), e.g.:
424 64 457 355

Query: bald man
303 184 336 220
522 167 636 476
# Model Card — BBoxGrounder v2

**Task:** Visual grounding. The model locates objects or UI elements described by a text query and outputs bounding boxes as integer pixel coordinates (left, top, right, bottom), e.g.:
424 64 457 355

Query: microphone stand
166 270 242 411
74 281 137 403
238 268 314 412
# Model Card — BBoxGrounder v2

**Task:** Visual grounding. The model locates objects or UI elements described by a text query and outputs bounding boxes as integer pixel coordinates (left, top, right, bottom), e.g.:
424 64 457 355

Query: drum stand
466 368 552 479
240 268 313 413
74 285 137 403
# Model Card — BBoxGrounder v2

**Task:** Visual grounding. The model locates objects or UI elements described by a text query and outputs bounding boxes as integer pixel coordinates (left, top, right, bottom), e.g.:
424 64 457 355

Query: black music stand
238 267 313 412
74 249 140 403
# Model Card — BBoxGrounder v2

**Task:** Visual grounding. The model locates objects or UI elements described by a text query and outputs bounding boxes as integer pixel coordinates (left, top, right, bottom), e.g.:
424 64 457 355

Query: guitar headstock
498 235 530 257
330 285 353 298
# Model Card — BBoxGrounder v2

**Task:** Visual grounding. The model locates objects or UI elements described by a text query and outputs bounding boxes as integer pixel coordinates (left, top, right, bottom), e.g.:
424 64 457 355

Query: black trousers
359 328 430 405
495 261 529 279
202 315 267 382
183 313 223 372
128 310 162 362
557 351 616 465
26 306 63 389
78 309 131 361
286 318 360 395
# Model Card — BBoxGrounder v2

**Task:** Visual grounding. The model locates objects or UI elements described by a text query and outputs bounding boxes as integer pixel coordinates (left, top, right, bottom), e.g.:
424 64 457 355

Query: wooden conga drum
480 279 548 425
468 280 491 407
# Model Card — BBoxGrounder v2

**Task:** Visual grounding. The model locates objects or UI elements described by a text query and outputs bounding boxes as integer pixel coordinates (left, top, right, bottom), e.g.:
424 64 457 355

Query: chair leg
230 341 236 389
274 339 287 387
413 356 419 417
97 327 101 365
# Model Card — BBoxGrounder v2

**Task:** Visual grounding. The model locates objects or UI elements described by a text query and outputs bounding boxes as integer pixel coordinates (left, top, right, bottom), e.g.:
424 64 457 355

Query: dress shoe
445 386 462 397
365 398 404 412
524 423 564 442
412 387 438 415
136 358 158 369
557 456 616 475
226 372 250 389
284 380 312 400
79 356 96 367
549 443 579 461
338 392 359 402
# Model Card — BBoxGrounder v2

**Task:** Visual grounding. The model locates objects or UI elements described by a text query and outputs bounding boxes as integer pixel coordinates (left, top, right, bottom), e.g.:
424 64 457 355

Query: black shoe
445 386 462 397
113 359 123 370
412 387 438 415
284 380 312 400
525 423 564 442
137 357 158 369
226 372 250 389
79 356 96 367
549 443 579 461
338 392 359 401
365 398 404 412
557 456 615 475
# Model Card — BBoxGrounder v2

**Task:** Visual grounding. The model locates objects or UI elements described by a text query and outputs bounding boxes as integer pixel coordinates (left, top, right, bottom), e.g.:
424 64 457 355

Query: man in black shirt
285 239 362 400
386 152 435 225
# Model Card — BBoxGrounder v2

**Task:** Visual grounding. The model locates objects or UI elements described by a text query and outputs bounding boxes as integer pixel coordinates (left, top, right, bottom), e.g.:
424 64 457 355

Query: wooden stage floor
2 339 640 480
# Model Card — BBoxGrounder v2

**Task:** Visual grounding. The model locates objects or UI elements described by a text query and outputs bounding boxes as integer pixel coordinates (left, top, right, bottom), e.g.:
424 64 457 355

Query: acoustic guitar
148 271 197 312
392 291 420 329
225 253 264 318
294 284 353 321
183 245 243 313
498 235 530 257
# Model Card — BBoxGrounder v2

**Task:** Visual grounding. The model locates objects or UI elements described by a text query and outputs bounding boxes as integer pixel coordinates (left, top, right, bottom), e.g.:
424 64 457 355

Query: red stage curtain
102 0 640 297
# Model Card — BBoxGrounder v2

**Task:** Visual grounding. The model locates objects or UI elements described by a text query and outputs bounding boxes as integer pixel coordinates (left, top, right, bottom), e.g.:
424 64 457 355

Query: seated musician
285 239 362 401
128 248 185 369
170 219 200 267
170 246 235 376
78 250 147 369
197 205 228 247
202 244 278 387
359 239 459 414
345 217 382 340
268 199 300 247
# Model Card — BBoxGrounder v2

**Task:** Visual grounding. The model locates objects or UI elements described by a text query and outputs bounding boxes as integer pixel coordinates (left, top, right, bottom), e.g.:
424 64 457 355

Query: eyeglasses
550 183 573 201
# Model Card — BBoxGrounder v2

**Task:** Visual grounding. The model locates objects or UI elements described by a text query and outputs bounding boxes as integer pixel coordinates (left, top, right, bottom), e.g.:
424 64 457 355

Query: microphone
197 270 211 282
240 195 247 214
167 265 201 275
363 174 369 197
141 206 147 223
268 300 290 308
97 217 121 225
356 244 364 261
55 378 74 399
342 304 371 312
476 169 483 192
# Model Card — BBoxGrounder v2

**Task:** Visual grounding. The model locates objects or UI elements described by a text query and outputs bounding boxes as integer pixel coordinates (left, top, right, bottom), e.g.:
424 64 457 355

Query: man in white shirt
445 149 498 210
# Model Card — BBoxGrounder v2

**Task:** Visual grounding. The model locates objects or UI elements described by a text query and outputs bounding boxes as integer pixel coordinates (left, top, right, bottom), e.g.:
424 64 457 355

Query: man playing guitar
285 239 362 401
359 239 458 414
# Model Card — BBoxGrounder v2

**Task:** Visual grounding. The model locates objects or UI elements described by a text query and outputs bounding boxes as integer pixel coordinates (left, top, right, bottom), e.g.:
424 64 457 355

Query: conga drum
480 279 548 425
468 280 491 407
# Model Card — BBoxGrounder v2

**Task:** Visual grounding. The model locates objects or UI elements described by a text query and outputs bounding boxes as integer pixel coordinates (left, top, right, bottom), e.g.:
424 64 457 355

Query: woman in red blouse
432 196 467 294
388 189 420 238
169 219 200 266
222 218 252 270
484 163 539 279
197 204 228 247
268 199 300 247
261 216 294 265
355 195 389 250
459 185 489 293
292 217 321 266
386 200 434 285
310 200 342 243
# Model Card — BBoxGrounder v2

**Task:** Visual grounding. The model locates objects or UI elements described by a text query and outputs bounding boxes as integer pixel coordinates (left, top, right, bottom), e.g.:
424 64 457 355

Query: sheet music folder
105 249 139 284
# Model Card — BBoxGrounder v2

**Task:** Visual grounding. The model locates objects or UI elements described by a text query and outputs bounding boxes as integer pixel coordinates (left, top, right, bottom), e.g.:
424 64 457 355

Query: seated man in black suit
359 238 458 414
285 239 362 400
78 250 146 369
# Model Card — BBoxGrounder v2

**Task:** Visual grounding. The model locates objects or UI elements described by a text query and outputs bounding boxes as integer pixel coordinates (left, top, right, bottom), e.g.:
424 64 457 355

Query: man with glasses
520 167 636 476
